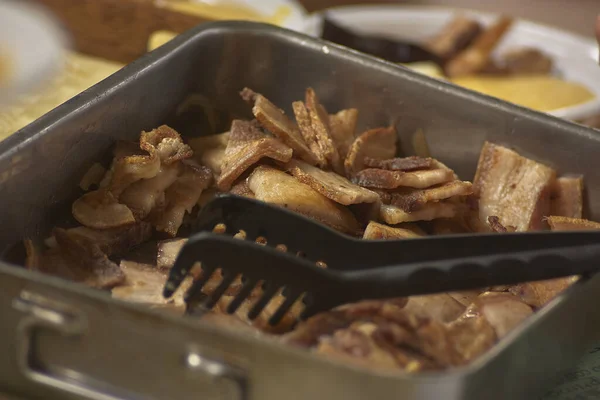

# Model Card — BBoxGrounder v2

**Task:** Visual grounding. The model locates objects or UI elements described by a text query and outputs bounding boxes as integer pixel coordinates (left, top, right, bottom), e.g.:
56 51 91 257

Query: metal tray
0 21 600 400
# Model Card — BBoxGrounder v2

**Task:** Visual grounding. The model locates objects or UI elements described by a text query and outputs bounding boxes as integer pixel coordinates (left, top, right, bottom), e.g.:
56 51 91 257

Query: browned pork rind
355 167 455 190
61 222 152 257
508 277 579 309
362 221 424 240
72 190 136 229
248 165 360 234
345 126 397 177
473 142 556 232
244 88 320 165
217 119 292 190
384 181 473 212
188 131 230 178
286 159 379 205
380 202 463 224
550 176 583 219
364 156 433 172
328 108 358 160
156 161 213 236
230 180 255 198
140 125 193 165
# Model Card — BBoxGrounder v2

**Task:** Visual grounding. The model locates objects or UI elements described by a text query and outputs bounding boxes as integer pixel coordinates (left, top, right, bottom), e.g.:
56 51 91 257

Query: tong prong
248 284 280 320
268 289 303 326
204 271 239 310
226 277 258 314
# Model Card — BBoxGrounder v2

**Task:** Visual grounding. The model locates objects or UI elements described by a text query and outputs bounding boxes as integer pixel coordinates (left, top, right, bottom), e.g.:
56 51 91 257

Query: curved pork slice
328 108 358 161
385 181 473 212
463 292 533 339
473 142 556 231
139 125 193 165
304 88 344 174
550 176 583 219
72 190 136 229
107 153 161 197
63 222 152 257
246 90 320 166
363 156 433 172
354 167 455 190
286 159 379 205
188 131 230 179
155 162 213 236
217 119 292 191
345 126 397 177
362 221 424 240
248 166 360 234
293 101 327 168
403 294 466 323
380 202 462 224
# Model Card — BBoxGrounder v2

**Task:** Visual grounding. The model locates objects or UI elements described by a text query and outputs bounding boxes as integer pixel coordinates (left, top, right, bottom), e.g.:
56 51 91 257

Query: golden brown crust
354 168 455 190
364 156 433 172
362 221 424 240
550 176 583 219
293 100 327 167
387 181 473 212
380 202 463 224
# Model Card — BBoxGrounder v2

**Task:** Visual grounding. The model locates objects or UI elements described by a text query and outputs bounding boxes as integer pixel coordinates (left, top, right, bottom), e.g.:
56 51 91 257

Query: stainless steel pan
0 21 599 400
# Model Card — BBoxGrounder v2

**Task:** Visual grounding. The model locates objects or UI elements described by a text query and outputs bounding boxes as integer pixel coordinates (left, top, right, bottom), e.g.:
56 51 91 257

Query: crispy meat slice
156 162 213 236
425 16 482 60
362 221 424 240
293 101 327 167
32 228 126 289
216 119 292 191
248 166 360 234
463 292 533 339
248 91 320 165
550 176 583 219
305 88 344 174
112 260 191 311
546 216 600 231
446 16 514 77
63 222 152 257
286 159 379 205
328 108 358 160
345 126 397 177
487 216 516 233
404 294 466 323
446 313 496 364
502 48 553 75
72 190 136 229
189 131 230 178
363 156 433 172
157 238 187 270
106 153 161 197
119 163 181 220
140 125 193 165
230 179 255 199
380 202 462 224
387 181 473 212
355 168 455 190
509 277 579 309
473 142 556 231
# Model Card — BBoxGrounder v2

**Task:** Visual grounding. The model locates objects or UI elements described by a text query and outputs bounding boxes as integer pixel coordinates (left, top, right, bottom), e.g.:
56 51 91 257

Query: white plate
305 5 600 121
0 1 68 105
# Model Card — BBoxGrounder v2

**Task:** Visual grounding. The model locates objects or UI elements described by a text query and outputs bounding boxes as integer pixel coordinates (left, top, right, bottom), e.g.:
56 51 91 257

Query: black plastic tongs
163 195 599 325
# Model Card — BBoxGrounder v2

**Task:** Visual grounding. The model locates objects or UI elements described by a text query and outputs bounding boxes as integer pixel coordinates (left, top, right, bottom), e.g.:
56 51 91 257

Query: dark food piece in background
321 17 443 66
502 48 554 75
425 16 483 61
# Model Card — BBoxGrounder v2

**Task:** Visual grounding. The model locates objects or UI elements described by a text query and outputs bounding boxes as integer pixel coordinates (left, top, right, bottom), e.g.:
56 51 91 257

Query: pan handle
12 290 248 400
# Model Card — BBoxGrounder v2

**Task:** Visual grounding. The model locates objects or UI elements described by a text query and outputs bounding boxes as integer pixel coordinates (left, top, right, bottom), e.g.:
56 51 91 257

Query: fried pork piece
509 277 579 309
103 144 161 197
345 126 397 177
28 228 125 289
550 176 583 219
380 202 462 224
217 119 292 191
188 131 230 178
446 16 513 77
446 312 496 364
502 48 553 75
304 88 344 174
112 260 191 312
363 156 433 172
155 161 213 236
72 190 136 229
447 290 482 307
386 181 473 212
487 216 516 233
140 125 193 165
473 142 556 232
463 292 533 339
286 159 379 205
328 108 358 160
355 167 455 190
546 216 600 231
119 163 182 220
157 238 187 270
243 88 320 166
248 166 360 234
404 294 466 323
230 179 256 198
362 221 424 240
60 222 152 257
293 101 326 167
425 15 483 60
